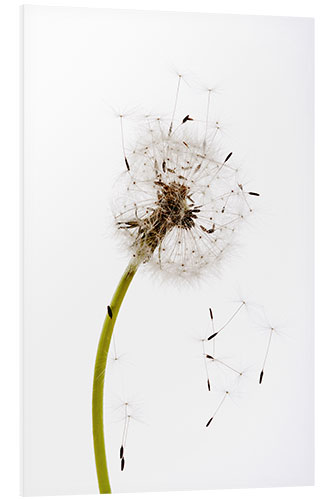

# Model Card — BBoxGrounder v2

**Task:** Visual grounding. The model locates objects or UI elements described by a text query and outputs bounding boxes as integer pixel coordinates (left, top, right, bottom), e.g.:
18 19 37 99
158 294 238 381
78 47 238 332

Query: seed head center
157 181 194 229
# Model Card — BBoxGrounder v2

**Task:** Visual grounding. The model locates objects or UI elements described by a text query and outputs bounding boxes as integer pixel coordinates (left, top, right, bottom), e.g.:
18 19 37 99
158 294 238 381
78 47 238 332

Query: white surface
3 1 332 500
21 5 314 496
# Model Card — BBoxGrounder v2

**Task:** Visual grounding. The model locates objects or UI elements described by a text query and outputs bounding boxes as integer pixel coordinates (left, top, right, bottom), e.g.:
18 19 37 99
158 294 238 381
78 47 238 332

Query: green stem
92 258 140 494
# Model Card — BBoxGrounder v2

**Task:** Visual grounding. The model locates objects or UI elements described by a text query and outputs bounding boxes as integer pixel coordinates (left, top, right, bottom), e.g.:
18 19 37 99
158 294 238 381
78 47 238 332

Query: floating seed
259 370 264 384
182 114 193 124
224 152 233 163
206 417 213 428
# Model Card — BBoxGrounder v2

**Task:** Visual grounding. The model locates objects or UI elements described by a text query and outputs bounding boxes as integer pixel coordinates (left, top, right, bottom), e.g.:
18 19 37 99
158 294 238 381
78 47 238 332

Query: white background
0 1 331 500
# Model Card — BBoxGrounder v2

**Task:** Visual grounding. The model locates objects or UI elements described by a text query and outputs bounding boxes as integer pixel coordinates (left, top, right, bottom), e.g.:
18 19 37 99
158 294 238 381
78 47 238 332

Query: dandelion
259 326 275 384
119 403 130 471
205 354 243 376
208 307 216 355
205 378 248 428
206 300 246 341
92 75 259 493
200 301 249 393
205 390 230 427
114 113 256 278
201 339 211 392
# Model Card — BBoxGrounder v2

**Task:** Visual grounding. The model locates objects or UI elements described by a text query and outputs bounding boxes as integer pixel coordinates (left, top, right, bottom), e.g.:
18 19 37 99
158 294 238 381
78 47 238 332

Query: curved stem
92 258 140 493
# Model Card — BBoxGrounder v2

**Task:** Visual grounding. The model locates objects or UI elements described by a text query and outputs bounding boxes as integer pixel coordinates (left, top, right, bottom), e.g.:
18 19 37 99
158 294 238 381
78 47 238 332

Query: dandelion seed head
113 83 258 280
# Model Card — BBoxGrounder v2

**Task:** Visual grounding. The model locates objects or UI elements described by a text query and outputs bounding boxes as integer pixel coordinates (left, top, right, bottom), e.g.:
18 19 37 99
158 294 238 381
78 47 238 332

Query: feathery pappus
113 78 259 279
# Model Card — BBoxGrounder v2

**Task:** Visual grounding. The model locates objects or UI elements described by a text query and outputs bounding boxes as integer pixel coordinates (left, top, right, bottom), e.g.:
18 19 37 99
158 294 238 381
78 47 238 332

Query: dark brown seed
162 160 166 172
207 332 218 341
224 152 233 163
206 417 213 428
121 457 125 471
209 308 213 320
206 354 214 360
183 141 189 148
125 157 130 171
107 306 113 319
120 445 124 459
248 191 260 196
182 114 193 124
259 370 264 384
207 379 211 391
